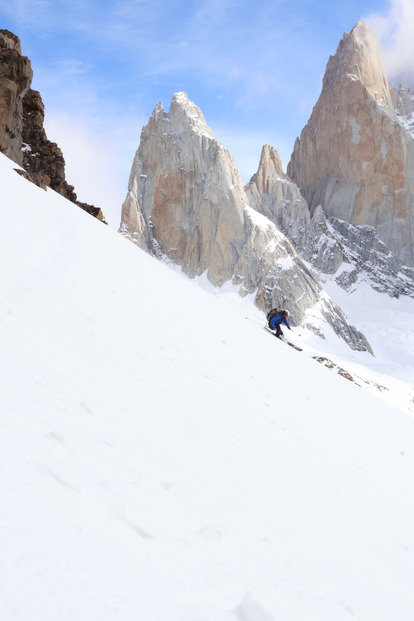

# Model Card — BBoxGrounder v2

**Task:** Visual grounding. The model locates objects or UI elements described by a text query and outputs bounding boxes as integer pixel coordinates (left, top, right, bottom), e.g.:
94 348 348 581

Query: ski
264 326 303 351
285 341 303 352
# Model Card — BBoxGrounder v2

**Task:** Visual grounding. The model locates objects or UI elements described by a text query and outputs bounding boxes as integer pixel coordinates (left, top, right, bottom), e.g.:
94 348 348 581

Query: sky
1 0 413 226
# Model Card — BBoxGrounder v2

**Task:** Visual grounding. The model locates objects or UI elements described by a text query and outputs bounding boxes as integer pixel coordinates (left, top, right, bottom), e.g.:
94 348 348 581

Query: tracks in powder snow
264 326 303 351
246 316 390 397
244 316 303 351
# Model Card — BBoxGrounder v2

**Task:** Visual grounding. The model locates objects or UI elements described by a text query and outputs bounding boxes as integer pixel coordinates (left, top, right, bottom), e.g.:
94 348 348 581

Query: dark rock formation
0 30 32 164
0 29 105 223
21 89 106 221
22 88 77 196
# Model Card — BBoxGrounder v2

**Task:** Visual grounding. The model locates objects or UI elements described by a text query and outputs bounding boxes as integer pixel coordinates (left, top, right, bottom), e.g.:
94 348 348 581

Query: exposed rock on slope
22 89 106 221
0 29 105 222
287 20 414 268
120 92 371 352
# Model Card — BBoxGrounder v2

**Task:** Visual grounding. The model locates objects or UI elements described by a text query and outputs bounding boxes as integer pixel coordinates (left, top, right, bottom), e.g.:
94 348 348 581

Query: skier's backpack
266 308 279 325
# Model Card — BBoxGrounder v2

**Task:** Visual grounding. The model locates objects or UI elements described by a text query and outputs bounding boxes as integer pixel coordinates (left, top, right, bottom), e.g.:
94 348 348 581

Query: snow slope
1 152 414 621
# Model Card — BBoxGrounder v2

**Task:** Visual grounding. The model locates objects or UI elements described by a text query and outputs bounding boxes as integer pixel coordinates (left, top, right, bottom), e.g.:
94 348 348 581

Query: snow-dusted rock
287 20 414 268
245 145 344 275
245 144 310 242
246 144 414 296
392 85 414 138
328 218 414 297
120 93 371 351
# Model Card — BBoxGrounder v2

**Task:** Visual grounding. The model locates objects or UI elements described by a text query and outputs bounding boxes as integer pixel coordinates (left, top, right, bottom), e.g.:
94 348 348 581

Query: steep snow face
1 151 414 621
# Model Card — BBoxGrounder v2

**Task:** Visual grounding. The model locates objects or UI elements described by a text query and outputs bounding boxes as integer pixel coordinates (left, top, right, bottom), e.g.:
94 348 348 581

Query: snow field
1 152 414 620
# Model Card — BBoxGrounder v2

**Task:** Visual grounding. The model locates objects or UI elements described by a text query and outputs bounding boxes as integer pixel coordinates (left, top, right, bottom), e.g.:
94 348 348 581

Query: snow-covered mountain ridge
1 151 414 620
120 22 414 344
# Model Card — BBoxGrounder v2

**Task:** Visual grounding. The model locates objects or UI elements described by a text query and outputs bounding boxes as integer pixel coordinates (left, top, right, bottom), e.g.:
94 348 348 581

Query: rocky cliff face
22 88 77 196
0 30 105 222
21 89 106 221
0 30 32 164
121 92 247 284
120 92 371 352
287 20 414 268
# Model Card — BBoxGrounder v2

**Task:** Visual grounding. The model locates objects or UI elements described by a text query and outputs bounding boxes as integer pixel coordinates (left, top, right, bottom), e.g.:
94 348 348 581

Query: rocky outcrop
22 89 77 196
0 30 105 223
120 92 371 352
0 30 32 164
21 89 106 221
287 20 414 268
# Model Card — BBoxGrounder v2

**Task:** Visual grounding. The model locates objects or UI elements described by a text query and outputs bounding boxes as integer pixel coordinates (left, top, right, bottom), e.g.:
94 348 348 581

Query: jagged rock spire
287 20 414 267
321 20 392 105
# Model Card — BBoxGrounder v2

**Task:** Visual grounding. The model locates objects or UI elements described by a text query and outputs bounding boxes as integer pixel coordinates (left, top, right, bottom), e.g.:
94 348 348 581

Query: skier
268 309 292 340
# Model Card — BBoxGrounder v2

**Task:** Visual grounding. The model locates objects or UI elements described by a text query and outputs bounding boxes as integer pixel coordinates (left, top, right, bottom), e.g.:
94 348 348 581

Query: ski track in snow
1 152 414 620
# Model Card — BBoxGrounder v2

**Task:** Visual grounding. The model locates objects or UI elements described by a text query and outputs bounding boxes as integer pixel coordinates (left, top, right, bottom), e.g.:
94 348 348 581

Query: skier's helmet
281 310 289 317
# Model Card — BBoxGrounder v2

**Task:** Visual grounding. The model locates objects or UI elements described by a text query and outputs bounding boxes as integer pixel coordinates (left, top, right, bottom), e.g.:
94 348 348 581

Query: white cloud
365 0 414 88
53 58 93 77
43 112 143 228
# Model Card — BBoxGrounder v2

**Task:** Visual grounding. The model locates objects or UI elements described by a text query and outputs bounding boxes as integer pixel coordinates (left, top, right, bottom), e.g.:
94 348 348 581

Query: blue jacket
269 313 290 330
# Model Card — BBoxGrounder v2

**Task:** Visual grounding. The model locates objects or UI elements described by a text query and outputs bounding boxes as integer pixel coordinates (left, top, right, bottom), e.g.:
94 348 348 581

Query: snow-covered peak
326 20 392 105
169 91 214 138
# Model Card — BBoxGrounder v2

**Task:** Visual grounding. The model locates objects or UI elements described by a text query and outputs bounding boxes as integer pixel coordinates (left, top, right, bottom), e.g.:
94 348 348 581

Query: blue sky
1 0 412 226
